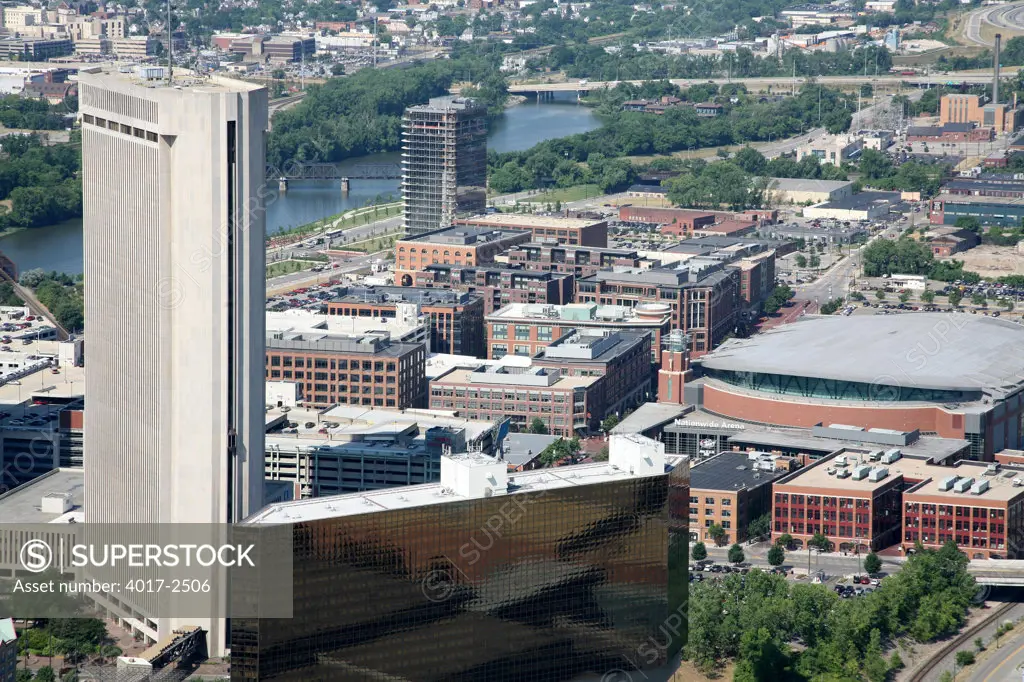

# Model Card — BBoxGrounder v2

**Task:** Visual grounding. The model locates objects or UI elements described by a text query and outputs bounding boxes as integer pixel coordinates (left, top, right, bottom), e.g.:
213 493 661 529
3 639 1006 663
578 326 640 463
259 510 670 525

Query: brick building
619 206 716 233
901 459 1024 559
486 301 673 363
771 449 904 552
0 619 14 682
506 242 650 278
395 226 532 287
326 286 486 358
689 451 790 545
735 251 777 311
531 330 655 420
266 334 426 410
576 261 740 356
411 264 573 314
454 214 608 247
429 365 602 437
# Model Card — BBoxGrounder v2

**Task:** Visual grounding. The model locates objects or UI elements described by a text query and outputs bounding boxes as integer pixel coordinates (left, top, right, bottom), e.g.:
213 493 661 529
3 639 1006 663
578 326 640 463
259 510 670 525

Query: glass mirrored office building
232 435 689 681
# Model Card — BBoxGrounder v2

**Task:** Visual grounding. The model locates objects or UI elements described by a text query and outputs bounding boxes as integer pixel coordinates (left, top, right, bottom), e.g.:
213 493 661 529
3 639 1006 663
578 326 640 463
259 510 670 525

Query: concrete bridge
493 70 1020 97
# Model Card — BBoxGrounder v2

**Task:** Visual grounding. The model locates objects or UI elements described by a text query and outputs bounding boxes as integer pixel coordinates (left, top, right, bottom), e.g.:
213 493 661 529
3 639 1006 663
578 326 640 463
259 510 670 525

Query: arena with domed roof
685 313 1024 461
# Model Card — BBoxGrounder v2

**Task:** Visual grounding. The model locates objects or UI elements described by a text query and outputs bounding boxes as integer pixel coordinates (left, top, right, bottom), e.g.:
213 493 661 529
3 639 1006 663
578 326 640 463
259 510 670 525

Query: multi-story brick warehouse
412 264 574 314
486 302 672 363
455 214 609 247
266 335 426 410
429 365 603 437
770 449 1024 558
394 226 532 287
506 243 650 278
771 449 906 553
689 451 791 544
531 330 655 420
326 286 486 358
693 314 1024 461
576 261 740 356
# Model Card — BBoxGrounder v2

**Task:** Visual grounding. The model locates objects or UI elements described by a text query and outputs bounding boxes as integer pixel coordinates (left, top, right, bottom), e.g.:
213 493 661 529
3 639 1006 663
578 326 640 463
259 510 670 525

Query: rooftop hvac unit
852 465 871 481
953 477 975 494
826 468 837 476
1014 478 1023 487
881 449 902 464
970 479 990 495
835 455 848 466
987 463 1001 475
938 476 959 492
868 467 889 482
869 450 883 462
836 469 851 479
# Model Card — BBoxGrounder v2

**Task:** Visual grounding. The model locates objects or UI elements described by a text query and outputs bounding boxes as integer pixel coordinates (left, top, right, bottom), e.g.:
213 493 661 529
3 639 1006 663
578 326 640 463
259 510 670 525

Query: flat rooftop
699 313 1024 399
729 428 971 463
332 285 477 307
767 177 853 193
0 468 84 524
611 402 691 436
399 225 528 246
690 451 789 491
433 366 600 390
79 65 262 93
935 192 1024 207
457 214 605 229
781 452 1024 503
266 310 423 340
488 302 670 325
813 191 901 211
905 462 1024 503
245 459 657 525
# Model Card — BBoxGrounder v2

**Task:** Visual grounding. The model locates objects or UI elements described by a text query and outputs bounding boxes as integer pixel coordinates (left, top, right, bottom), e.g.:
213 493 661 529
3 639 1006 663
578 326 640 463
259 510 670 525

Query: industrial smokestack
994 33 1002 107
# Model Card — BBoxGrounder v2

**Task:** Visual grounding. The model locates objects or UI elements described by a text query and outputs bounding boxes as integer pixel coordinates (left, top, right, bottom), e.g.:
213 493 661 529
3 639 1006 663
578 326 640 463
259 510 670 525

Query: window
704 497 715 505
515 325 531 341
537 326 553 341
492 326 508 340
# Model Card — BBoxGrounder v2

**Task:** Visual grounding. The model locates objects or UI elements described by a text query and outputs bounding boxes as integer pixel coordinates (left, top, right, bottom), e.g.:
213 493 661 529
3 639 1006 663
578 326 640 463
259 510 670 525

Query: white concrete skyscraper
79 67 268 652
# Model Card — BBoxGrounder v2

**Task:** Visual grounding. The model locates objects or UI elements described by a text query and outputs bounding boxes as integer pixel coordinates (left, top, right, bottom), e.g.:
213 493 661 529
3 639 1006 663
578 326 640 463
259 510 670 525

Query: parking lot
689 559 885 599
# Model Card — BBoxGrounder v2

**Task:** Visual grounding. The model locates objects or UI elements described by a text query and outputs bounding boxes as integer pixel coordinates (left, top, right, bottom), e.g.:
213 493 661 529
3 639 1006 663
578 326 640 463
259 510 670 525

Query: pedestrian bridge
969 560 1024 586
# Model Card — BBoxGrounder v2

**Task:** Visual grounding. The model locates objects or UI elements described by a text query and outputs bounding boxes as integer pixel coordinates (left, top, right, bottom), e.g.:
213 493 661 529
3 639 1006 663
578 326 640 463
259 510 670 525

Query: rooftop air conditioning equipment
987 463 1001 475
1013 478 1023 487
953 477 974 493
868 467 889 482
970 479 990 495
836 469 851 479
881 449 902 464
835 455 848 466
938 476 958 492
852 465 871 481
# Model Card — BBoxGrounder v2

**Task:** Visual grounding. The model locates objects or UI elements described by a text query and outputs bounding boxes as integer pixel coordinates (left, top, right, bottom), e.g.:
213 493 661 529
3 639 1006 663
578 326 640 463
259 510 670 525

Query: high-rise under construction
401 96 487 235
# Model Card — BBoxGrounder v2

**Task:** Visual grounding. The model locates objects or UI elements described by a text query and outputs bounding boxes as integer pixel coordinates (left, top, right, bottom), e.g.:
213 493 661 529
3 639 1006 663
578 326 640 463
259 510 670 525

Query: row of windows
905 504 1005 518
268 371 399 383
81 113 158 142
691 496 732 506
431 388 569 401
268 357 398 371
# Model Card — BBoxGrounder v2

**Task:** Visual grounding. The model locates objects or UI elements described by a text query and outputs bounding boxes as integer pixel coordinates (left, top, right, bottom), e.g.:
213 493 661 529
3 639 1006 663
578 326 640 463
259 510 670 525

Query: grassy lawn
274 202 402 240
344 234 399 253
267 260 314 279
528 184 602 203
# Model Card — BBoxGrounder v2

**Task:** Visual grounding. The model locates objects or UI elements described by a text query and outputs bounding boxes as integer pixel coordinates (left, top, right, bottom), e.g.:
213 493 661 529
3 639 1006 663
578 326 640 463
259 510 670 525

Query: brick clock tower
658 330 692 404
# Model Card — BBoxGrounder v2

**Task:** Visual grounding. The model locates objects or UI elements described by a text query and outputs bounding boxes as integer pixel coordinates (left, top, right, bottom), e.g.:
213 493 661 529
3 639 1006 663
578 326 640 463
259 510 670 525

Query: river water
7 94 599 275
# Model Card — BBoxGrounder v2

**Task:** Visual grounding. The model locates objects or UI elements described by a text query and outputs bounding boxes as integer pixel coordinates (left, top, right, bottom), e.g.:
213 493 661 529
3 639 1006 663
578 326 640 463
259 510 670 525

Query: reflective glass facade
705 369 981 403
232 468 689 681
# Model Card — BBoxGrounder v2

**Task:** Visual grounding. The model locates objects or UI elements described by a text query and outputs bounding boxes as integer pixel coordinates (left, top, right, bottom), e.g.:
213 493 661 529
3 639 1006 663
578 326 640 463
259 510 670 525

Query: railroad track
908 601 1016 682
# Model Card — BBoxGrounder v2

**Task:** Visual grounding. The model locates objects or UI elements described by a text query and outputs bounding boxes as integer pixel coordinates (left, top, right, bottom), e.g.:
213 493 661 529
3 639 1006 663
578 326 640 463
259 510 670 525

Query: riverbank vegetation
688 542 978 680
487 83 854 194
267 54 508 166
20 269 84 331
0 134 81 231
539 43 894 81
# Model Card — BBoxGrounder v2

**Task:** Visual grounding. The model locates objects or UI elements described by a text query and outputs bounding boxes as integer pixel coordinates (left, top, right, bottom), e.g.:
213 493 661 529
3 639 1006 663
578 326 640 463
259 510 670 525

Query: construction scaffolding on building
401 96 487 236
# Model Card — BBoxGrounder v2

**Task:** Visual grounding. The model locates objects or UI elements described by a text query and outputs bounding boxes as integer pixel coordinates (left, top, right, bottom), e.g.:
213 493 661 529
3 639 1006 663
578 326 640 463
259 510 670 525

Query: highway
501 71 1019 95
962 0 1024 46
964 617 1024 682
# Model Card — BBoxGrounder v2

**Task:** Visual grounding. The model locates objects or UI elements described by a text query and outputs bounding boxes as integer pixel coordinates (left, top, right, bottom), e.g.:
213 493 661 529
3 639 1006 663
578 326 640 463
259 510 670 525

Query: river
6 94 599 275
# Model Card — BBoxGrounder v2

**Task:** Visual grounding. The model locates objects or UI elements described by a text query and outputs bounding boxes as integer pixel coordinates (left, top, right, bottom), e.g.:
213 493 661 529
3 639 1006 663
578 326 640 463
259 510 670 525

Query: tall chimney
994 33 1002 107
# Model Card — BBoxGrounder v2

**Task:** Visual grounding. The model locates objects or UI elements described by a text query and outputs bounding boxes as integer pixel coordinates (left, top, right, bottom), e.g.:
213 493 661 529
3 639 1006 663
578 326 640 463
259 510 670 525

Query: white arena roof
699 313 1024 398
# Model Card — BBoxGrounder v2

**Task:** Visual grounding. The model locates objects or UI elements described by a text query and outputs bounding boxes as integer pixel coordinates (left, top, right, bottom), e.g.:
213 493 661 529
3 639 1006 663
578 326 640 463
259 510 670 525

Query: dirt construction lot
952 245 1024 278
